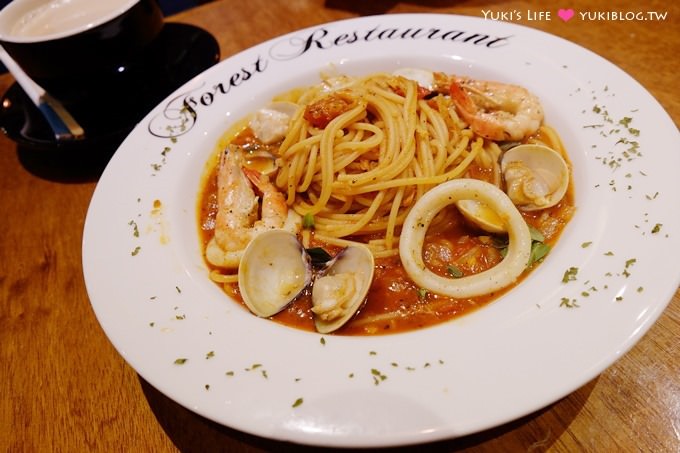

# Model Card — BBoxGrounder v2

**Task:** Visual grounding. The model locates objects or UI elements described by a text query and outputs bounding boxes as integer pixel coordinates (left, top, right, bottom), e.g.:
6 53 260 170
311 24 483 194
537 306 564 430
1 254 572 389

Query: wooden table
2 1 678 451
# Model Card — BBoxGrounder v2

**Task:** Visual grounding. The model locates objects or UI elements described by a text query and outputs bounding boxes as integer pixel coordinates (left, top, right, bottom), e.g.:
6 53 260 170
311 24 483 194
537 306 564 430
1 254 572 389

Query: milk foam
10 0 135 38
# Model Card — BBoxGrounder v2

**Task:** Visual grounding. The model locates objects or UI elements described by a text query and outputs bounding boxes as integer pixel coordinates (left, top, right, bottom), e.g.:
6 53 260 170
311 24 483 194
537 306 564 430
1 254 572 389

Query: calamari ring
399 179 531 298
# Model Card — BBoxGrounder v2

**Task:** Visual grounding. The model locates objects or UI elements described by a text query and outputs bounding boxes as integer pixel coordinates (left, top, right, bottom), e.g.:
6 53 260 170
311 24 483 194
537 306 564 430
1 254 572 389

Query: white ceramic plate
82 14 680 447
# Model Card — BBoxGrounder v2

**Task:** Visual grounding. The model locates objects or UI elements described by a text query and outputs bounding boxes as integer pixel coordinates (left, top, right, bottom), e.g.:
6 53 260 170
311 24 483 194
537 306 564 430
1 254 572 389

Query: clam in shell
312 244 375 334
238 229 312 318
248 101 298 145
456 199 507 233
456 144 569 232
501 144 570 211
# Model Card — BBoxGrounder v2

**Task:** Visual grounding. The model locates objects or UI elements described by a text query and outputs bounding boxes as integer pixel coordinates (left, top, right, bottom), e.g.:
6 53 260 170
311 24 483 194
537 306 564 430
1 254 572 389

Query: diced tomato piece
304 94 355 128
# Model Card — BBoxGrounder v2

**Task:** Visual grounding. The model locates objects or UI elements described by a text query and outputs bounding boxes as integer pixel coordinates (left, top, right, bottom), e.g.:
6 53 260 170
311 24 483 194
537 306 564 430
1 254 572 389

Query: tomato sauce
198 115 574 335
198 162 574 335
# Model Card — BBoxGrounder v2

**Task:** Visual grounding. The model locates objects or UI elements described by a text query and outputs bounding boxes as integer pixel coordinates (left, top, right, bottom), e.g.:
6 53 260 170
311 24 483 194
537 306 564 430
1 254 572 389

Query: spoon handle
37 92 85 141
0 46 85 140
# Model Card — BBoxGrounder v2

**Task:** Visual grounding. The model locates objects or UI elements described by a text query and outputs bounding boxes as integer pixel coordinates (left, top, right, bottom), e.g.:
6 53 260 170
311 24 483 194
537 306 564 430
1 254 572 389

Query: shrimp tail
242 167 288 230
449 80 477 117
450 80 490 138
242 167 268 191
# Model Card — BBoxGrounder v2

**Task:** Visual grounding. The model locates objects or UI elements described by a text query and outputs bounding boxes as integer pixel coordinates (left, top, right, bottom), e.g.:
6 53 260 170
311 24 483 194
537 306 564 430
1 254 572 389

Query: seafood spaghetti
198 68 574 335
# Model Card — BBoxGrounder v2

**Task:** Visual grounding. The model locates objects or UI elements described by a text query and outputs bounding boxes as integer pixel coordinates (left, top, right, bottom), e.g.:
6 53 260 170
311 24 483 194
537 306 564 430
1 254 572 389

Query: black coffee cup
0 0 164 108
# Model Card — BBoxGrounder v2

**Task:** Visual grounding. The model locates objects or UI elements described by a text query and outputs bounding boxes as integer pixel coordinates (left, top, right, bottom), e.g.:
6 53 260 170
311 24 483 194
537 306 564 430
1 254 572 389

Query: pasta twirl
274 73 485 256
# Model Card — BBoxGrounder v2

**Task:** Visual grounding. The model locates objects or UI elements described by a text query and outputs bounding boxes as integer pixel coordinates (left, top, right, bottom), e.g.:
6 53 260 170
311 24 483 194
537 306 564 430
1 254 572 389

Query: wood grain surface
1 0 678 451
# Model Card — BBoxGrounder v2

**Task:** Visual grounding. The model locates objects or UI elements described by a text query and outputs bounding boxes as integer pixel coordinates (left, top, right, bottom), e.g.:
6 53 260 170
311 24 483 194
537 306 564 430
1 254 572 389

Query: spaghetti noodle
273 72 489 256
198 69 574 334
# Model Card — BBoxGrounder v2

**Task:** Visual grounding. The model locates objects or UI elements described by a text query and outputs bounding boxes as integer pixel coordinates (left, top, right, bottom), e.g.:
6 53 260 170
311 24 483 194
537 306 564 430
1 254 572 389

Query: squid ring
399 179 531 298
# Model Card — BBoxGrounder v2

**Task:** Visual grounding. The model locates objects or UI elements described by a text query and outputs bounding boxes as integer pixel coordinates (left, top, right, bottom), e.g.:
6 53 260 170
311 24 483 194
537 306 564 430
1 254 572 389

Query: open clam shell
456 199 507 233
238 229 312 318
501 144 570 211
456 144 569 231
312 244 375 334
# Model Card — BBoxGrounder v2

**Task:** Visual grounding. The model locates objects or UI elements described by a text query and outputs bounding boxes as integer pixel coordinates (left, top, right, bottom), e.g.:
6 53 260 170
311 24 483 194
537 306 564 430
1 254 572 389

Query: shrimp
205 145 300 269
449 77 544 142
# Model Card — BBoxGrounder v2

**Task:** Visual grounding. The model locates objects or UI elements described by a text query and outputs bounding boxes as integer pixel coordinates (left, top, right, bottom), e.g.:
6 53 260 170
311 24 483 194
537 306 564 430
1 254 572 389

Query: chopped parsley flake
174 358 188 365
128 220 140 237
447 265 463 278
622 258 636 278
292 398 304 408
562 267 579 283
131 246 141 256
560 298 579 308
206 351 215 359
371 368 388 385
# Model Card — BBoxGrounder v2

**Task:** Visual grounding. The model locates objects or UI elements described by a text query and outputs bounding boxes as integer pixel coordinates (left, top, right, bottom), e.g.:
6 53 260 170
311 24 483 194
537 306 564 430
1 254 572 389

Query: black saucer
0 23 220 152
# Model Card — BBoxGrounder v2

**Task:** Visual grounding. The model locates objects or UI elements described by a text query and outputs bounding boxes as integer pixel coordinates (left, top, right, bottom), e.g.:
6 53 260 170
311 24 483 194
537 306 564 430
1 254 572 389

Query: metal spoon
0 45 85 141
